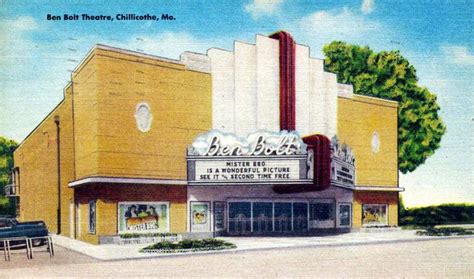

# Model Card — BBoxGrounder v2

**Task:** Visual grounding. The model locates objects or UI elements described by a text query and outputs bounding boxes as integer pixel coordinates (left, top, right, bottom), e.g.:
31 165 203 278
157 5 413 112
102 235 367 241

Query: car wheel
32 239 45 247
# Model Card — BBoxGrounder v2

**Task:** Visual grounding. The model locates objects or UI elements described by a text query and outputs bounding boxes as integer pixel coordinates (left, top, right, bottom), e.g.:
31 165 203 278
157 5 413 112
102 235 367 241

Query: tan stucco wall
337 95 398 187
14 46 206 243
77 47 212 180
75 184 187 244
72 55 99 179
13 86 75 235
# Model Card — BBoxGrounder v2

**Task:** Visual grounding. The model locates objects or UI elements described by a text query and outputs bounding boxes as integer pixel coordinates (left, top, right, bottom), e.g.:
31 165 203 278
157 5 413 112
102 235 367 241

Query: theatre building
9 32 403 244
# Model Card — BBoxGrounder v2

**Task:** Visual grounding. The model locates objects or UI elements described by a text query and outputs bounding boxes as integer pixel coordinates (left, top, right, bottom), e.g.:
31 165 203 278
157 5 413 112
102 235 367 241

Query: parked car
0 218 49 247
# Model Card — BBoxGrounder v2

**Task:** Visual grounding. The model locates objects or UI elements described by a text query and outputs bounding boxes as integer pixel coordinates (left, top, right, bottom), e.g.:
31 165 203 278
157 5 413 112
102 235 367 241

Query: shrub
400 203 474 227
416 227 474 236
141 238 236 253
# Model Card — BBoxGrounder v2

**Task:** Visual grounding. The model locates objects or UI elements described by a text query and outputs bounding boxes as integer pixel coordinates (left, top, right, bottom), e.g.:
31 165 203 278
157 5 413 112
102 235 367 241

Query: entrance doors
274 202 292 232
252 202 272 234
228 202 251 235
293 202 308 232
227 201 309 235
213 202 226 236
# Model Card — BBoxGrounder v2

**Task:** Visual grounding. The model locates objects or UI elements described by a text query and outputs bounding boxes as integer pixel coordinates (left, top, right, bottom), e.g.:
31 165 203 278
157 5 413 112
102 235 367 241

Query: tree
399 194 406 217
0 136 18 215
323 42 446 173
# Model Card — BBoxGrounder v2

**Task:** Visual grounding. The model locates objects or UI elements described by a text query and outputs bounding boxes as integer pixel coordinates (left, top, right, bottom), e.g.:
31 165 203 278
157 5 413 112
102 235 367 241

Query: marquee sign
330 136 356 188
187 130 313 185
187 130 307 157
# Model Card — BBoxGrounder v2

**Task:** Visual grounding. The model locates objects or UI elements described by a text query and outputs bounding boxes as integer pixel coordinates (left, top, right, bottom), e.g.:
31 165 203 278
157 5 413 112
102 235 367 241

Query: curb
53 234 474 262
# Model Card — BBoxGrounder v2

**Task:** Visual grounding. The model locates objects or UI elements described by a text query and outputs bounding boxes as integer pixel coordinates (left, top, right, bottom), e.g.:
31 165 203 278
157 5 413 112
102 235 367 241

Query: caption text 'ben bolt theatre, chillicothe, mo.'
9 31 404 244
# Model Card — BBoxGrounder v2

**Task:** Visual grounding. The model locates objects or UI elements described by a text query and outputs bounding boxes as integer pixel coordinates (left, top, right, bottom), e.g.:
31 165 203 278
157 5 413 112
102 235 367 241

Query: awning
355 186 405 192
68 176 187 188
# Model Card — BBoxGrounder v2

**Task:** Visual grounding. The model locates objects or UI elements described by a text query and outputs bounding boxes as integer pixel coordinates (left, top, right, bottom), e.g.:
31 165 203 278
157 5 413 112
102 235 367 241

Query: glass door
274 202 292 233
228 202 251 235
252 202 273 234
293 202 308 232
213 201 226 236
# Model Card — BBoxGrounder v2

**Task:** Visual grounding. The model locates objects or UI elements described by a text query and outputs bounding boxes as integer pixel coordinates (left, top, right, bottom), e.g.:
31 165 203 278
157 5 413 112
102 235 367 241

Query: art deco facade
10 32 402 244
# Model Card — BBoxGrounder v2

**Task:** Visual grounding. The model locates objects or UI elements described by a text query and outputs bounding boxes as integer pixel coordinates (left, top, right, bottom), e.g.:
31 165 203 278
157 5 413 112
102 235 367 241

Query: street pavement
1 237 473 278
38 229 474 261
0 245 98 269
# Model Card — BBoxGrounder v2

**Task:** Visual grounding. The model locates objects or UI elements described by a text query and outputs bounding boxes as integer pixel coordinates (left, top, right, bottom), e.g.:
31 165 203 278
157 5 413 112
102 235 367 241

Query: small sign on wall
330 136 356 188
190 202 211 232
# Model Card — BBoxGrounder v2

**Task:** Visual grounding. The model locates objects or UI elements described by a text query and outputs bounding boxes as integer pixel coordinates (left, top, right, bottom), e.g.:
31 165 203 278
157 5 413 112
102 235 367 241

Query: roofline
353 94 399 106
15 83 72 151
71 44 186 76
94 44 183 65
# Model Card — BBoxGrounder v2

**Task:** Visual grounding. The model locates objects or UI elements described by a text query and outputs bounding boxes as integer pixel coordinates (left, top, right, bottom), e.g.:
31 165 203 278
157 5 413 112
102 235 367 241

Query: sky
0 0 472 207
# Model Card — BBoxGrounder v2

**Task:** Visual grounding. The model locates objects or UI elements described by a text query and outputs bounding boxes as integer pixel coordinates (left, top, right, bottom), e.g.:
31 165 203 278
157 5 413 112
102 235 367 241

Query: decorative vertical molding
303 134 331 191
256 35 280 132
269 31 296 131
273 134 332 193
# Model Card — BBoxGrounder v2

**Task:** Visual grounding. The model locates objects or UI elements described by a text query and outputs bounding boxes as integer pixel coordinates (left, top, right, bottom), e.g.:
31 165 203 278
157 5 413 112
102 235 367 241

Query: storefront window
310 202 334 221
118 202 169 234
339 203 351 227
362 204 388 226
88 200 96 234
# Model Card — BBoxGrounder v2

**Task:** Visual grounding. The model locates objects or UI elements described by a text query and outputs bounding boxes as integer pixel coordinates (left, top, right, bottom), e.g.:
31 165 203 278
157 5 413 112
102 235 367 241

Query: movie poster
191 202 210 232
118 202 168 233
362 204 388 226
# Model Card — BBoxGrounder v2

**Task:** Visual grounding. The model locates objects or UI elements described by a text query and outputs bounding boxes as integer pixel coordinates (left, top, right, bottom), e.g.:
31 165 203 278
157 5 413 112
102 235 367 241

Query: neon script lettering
205 134 300 156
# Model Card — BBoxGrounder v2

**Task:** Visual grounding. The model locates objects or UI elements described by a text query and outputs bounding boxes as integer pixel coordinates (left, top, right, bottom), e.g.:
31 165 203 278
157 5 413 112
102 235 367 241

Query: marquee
187 130 313 185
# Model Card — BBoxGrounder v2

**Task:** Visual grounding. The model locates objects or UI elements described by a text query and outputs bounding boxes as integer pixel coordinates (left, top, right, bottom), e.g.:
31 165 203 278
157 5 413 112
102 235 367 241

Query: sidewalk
52 230 474 261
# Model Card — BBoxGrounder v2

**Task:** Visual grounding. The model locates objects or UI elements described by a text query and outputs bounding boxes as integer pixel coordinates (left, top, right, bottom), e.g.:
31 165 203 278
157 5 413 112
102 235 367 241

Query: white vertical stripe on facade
295 44 311 136
309 58 326 135
256 35 280 132
234 41 257 137
208 48 235 133
208 35 343 139
324 72 338 138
